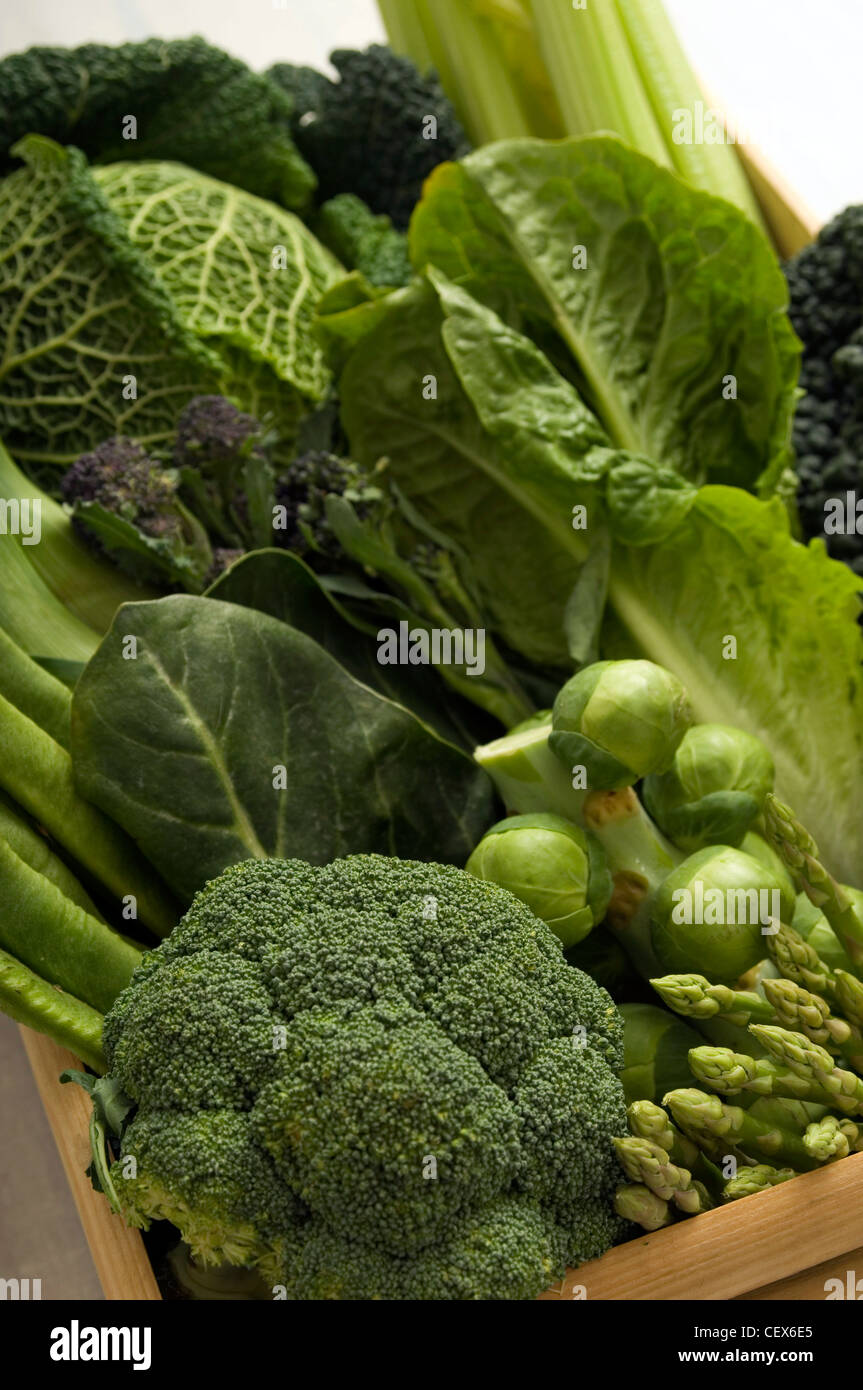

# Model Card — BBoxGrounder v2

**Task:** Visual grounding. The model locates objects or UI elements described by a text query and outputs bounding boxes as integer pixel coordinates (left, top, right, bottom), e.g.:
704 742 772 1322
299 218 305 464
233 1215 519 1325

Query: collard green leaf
71 595 495 901
206 549 495 748
410 137 799 492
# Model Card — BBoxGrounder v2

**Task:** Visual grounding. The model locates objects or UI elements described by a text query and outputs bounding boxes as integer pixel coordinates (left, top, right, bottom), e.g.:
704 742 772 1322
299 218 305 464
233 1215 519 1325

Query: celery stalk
615 0 766 225
411 0 538 144
376 0 435 70
528 0 670 165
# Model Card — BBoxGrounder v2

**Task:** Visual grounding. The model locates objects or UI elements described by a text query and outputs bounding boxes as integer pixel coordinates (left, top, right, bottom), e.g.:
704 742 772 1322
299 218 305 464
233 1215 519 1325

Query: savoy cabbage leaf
0 138 339 468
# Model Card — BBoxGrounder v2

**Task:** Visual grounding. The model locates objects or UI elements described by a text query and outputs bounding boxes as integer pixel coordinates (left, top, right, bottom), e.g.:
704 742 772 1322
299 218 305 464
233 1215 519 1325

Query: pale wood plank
737 1244 863 1301
19 1026 161 1302
539 1152 863 1300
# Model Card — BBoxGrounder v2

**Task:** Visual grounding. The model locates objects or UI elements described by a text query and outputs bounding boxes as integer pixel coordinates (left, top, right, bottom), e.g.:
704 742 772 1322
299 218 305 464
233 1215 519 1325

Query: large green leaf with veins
96 160 339 405
410 137 800 493
71 595 495 901
0 138 339 467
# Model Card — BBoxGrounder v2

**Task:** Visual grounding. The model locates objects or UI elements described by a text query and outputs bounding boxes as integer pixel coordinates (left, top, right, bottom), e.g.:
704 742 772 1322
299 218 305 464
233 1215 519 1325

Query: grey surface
0 1013 103 1300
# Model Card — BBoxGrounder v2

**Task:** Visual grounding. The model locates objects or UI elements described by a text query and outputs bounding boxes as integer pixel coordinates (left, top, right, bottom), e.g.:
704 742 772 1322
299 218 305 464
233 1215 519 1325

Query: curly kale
785 206 863 576
0 37 314 209
269 45 470 229
97 854 629 1300
315 194 412 288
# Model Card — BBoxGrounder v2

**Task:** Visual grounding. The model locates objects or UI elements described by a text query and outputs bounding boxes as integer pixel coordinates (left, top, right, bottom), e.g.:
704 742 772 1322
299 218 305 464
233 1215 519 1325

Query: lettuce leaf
337 268 863 882
410 137 800 493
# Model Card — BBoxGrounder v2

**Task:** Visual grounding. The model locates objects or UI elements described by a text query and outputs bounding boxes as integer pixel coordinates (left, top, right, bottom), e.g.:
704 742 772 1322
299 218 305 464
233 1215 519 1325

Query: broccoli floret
61 438 179 542
99 854 628 1301
785 206 863 577
513 1038 629 1265
174 395 265 470
105 951 280 1110
253 999 521 1253
315 194 412 288
273 450 384 560
269 45 470 229
114 1108 307 1281
60 437 213 591
289 1199 567 1302
0 38 315 209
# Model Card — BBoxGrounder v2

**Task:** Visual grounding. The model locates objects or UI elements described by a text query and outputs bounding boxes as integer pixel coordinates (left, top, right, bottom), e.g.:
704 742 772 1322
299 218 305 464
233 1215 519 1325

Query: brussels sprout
650 845 796 984
642 724 774 851
739 831 795 905
550 660 693 790
619 1003 703 1105
465 812 612 947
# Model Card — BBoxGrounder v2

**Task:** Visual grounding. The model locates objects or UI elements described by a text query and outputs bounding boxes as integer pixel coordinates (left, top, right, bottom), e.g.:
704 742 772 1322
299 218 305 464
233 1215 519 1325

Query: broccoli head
100 854 628 1300
269 45 470 229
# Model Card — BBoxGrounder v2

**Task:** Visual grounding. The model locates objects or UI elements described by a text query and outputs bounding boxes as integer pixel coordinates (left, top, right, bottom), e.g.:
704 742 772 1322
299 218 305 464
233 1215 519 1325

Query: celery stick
615 0 766 225
0 692 178 936
414 0 536 143
0 627 71 747
473 0 565 137
0 839 141 1015
377 0 435 70
528 0 670 164
0 947 106 1073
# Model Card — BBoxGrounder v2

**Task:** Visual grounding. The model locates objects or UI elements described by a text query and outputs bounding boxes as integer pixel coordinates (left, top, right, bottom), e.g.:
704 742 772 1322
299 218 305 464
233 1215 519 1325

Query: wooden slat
737 1245 863 1301
19 1026 161 1302
736 140 820 257
539 1152 863 1300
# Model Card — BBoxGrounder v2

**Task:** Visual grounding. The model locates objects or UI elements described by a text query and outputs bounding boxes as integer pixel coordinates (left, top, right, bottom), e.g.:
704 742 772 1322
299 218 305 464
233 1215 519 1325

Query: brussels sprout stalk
473 719 588 821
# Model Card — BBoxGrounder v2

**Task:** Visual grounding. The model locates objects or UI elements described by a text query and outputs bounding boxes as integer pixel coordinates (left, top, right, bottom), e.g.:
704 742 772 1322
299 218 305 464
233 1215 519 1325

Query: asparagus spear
834 971 863 1029
765 919 837 999
687 1044 849 1110
750 1025 863 1115
761 977 863 1070
764 794 863 970
664 1087 827 1170
803 1115 862 1162
613 1135 711 1212
627 1098 724 1194
651 973 776 1027
614 1182 674 1231
722 1164 797 1201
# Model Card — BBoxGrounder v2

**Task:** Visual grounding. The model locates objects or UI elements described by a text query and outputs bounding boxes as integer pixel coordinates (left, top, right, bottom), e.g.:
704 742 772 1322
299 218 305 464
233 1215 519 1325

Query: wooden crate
14 144 832 1304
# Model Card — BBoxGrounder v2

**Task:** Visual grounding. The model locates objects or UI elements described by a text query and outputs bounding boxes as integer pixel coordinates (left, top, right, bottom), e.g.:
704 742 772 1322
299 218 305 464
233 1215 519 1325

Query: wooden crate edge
19 1026 161 1302
540 1151 863 1300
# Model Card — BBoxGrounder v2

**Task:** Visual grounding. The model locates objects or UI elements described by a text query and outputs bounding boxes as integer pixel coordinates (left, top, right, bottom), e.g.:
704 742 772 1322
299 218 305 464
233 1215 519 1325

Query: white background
1 0 861 226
